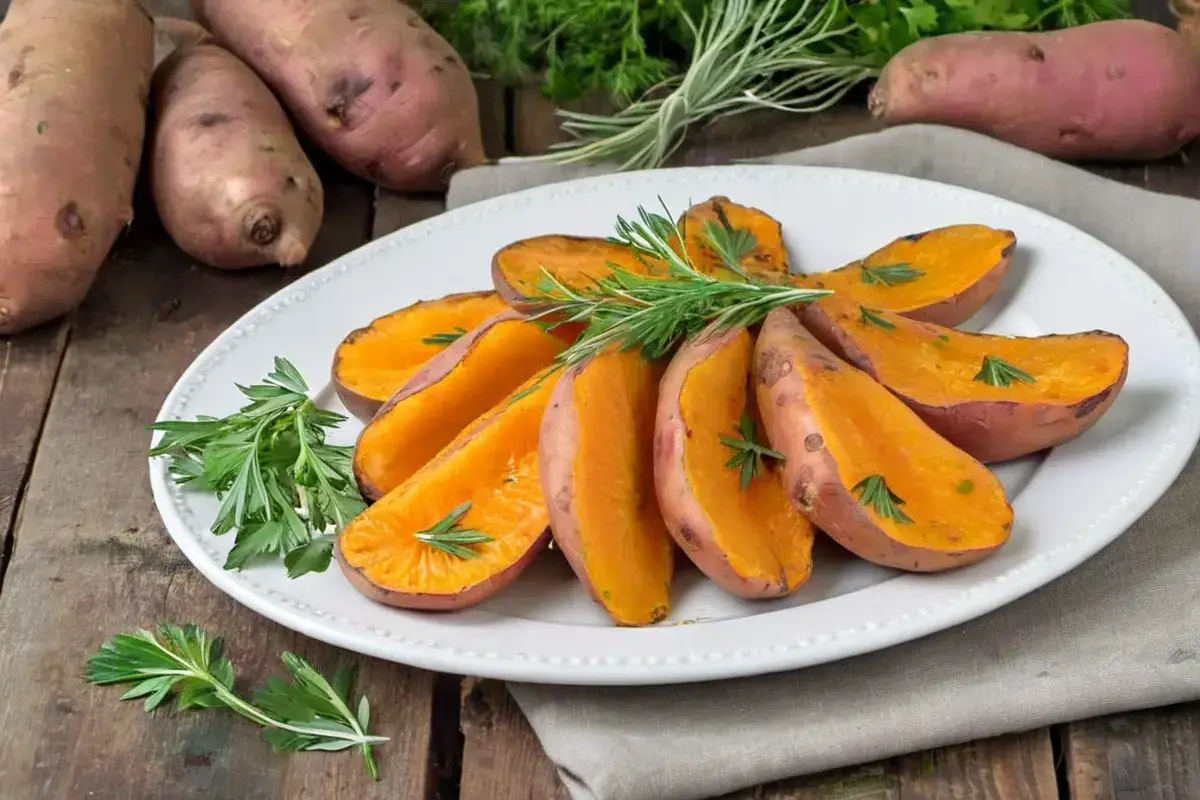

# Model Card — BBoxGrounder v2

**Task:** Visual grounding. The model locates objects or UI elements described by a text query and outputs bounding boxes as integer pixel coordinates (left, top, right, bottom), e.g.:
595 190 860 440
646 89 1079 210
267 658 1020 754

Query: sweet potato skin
192 0 485 191
800 301 1131 462
868 20 1200 160
151 42 324 269
0 0 153 334
754 307 1012 572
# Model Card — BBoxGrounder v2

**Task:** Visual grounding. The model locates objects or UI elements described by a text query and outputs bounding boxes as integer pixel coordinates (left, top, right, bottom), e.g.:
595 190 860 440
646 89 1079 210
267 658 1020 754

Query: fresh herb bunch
501 0 1131 169
85 623 387 780
148 358 366 579
525 200 832 369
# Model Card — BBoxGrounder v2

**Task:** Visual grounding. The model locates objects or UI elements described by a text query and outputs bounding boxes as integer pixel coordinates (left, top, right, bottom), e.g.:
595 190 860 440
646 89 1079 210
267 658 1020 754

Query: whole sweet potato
191 0 485 191
151 41 324 269
869 20 1200 160
754 306 1013 572
0 0 153 334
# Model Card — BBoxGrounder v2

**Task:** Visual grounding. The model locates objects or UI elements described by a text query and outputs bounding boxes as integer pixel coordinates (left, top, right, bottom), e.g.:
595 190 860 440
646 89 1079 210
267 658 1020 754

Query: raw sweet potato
800 296 1130 463
868 20 1200 161
538 347 675 625
795 224 1015 327
671 196 793 281
754 307 1013 572
332 290 510 421
336 370 558 611
491 235 669 314
0 0 153 335
191 0 485 191
355 310 566 501
151 41 324 269
655 323 815 599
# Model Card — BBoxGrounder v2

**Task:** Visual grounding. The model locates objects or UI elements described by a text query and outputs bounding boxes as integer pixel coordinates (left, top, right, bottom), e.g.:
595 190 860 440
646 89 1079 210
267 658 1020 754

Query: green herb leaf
422 327 468 346
859 263 924 286
956 478 975 494
701 202 758 278
719 411 786 492
859 306 895 330
147 358 366 579
414 501 494 559
851 474 913 524
86 624 387 779
974 355 1036 387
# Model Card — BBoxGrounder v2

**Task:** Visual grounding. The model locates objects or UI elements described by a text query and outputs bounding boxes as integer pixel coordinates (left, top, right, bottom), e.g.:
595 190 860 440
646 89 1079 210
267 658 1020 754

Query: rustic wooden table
1 2 1198 798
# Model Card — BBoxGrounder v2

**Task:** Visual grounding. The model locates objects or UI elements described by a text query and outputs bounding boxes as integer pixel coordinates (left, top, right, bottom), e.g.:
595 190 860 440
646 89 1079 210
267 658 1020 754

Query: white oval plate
150 165 1200 686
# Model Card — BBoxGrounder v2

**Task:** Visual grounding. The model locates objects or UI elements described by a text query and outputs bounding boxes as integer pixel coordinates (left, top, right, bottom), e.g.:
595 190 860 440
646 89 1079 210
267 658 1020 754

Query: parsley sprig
85 623 387 780
721 411 786 491
148 357 366 578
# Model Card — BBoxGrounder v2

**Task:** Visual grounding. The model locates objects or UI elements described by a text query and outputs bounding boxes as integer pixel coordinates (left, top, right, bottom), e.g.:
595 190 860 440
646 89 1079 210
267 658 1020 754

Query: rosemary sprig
858 306 895 330
859 263 924 286
974 355 1036 387
414 501 494 559
422 327 468 346
720 411 786 491
702 203 758 278
85 623 387 780
147 357 366 578
526 200 832 371
851 474 913 524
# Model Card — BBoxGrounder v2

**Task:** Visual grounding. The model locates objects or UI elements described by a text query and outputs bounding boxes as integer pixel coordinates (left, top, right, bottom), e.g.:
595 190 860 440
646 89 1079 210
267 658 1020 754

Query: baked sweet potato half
800 296 1130 463
539 347 676 626
671 196 792 281
354 310 567 501
332 290 509 421
754 307 1013 572
336 370 559 611
655 323 815 599
795 224 1016 327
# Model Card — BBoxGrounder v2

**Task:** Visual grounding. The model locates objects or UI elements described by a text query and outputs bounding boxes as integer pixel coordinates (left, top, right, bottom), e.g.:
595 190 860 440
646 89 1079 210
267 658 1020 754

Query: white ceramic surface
148 165 1200 686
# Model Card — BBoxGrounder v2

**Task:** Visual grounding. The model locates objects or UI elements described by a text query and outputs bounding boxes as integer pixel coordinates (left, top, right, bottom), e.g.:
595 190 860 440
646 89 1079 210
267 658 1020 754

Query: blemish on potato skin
193 112 232 128
1027 45 1045 62
1072 387 1112 418
804 433 824 452
901 231 926 243
56 202 86 239
793 481 818 512
756 350 792 387
390 80 401 93
325 75 374 127
1001 240 1016 259
7 64 23 89
554 487 572 512
678 524 697 547
347 5 366 21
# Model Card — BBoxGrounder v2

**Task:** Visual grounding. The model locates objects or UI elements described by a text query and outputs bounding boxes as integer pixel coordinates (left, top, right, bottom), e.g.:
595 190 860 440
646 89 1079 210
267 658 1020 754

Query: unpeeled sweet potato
192 0 485 191
800 296 1130 463
538 347 675 625
754 307 1013 572
655 323 815 599
0 0 153 334
869 20 1200 161
355 310 566 501
336 370 558 611
332 291 510 421
151 41 324 269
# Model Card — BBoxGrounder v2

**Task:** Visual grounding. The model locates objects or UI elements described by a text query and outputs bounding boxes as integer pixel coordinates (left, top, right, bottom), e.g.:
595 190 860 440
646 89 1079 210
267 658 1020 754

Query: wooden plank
0 163 438 799
1065 703 1200 799
892 731 1058 799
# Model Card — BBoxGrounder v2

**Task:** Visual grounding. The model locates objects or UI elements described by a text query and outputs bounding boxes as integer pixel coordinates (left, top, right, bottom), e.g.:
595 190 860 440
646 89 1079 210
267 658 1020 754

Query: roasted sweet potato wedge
794 224 1015 327
332 290 510 421
336 370 559 611
800 296 1130 462
491 235 668 313
354 310 567 501
670 196 792 281
539 347 675 625
754 307 1013 572
655 322 815 599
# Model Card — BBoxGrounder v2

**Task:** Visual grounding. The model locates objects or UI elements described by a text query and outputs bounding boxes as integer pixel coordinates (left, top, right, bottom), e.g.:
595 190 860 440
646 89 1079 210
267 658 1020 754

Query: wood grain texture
0 164 437 799
1066 703 1200 800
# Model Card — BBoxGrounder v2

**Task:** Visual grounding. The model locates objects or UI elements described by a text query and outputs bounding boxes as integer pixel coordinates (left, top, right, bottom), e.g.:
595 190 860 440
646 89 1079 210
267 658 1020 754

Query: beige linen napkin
447 124 1200 800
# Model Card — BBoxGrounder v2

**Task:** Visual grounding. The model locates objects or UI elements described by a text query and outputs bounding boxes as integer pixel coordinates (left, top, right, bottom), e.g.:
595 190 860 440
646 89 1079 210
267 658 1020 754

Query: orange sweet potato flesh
671 196 792 281
336 371 559 611
754 307 1013 572
539 347 675 625
793 224 1016 327
332 291 509 422
800 296 1130 463
655 323 815 598
355 310 567 501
